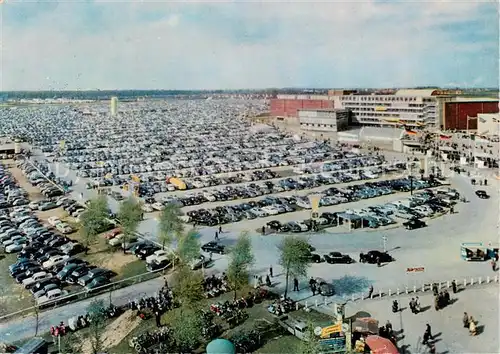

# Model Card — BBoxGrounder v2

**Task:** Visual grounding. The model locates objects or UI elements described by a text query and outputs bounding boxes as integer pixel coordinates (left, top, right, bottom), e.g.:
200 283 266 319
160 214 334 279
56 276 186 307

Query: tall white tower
110 96 118 116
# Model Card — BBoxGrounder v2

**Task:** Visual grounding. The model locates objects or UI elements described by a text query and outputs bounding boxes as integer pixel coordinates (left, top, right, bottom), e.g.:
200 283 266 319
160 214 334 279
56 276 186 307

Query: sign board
406 267 425 273
308 194 322 220
319 336 346 352
320 323 342 338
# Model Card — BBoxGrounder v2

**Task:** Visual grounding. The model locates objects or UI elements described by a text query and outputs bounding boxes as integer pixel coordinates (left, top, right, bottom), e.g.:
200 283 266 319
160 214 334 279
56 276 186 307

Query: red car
104 228 122 240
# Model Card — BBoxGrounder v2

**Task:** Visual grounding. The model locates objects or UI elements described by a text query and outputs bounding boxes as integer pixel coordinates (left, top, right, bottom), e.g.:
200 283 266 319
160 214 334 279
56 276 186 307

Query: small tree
227 231 255 300
60 333 82 354
176 229 201 266
87 299 106 354
172 265 204 310
79 195 109 254
300 321 321 354
158 203 184 250
118 196 143 253
278 236 311 298
170 309 203 352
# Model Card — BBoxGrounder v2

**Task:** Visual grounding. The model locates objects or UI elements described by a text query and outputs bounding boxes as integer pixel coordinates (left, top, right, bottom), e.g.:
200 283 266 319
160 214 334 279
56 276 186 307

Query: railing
0 263 170 323
300 274 499 309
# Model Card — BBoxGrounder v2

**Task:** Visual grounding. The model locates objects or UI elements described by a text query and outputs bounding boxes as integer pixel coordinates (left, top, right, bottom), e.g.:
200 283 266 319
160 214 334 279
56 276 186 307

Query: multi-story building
332 89 446 128
298 109 349 132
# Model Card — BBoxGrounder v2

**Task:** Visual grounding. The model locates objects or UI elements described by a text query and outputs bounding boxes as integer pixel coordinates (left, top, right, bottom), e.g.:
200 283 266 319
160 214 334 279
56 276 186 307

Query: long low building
270 89 498 131
298 108 349 132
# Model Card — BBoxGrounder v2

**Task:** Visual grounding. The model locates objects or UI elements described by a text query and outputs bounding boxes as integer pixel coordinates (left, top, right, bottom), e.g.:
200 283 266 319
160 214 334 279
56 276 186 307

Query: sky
1 0 498 91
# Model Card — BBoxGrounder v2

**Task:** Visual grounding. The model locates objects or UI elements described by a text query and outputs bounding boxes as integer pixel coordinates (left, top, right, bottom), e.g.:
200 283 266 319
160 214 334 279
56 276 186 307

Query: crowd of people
128 284 175 327
203 273 229 298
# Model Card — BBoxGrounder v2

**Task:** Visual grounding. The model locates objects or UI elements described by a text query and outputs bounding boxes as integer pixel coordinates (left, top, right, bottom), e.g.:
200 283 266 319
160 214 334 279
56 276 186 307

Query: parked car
475 190 490 199
360 250 394 264
403 219 427 230
36 289 69 308
323 252 354 264
201 241 225 254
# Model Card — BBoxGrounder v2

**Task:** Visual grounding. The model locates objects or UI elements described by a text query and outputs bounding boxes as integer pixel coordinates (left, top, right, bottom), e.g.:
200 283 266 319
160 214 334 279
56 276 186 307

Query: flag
440 134 451 140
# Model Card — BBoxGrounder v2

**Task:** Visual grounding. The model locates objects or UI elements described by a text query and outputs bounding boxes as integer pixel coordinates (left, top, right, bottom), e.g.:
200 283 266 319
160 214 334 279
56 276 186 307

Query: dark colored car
323 252 354 264
475 190 490 199
85 276 110 291
361 250 394 264
201 241 225 254
306 252 321 263
403 219 426 230
137 245 161 260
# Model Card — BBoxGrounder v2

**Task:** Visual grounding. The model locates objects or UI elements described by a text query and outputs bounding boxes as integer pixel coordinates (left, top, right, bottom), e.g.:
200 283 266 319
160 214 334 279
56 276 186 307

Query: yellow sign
308 194 322 219
320 323 342 338
59 140 65 150
131 175 141 183
375 106 387 111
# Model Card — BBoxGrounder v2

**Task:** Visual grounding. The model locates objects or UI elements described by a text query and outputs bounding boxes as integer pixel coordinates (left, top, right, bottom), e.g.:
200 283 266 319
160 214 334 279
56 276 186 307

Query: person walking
434 295 439 311
155 310 161 328
463 312 469 328
261 226 266 235
491 259 497 272
409 298 416 314
469 316 477 336
293 278 299 292
368 285 374 299
425 323 433 339
219 225 222 234
214 231 219 241
269 265 273 278
311 283 316 296
376 256 381 267
415 296 421 313
452 280 457 294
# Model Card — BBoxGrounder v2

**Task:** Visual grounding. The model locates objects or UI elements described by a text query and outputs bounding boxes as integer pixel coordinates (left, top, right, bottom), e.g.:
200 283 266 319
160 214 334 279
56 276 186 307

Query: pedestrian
434 295 439 311
392 300 399 313
269 265 273 278
219 225 222 233
155 310 161 327
469 316 477 336
463 312 469 328
262 226 266 235
444 290 450 305
432 283 438 296
409 298 416 314
415 296 421 313
376 257 381 267
450 205 454 214
309 277 316 291
368 284 374 299
422 331 430 345
452 280 457 294
385 320 393 335
265 274 271 287
359 253 364 263
209 252 213 261
491 259 497 272
312 283 316 296
293 277 299 292
425 323 433 339
214 231 219 241
164 277 168 288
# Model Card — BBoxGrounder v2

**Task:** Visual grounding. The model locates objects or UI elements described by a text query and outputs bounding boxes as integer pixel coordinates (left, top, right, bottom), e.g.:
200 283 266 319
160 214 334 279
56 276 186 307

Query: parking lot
0 99 497 326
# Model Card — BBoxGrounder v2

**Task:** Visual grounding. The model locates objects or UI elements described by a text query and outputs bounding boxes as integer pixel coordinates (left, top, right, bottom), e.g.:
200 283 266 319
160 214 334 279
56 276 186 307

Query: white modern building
298 109 349 132
331 89 449 128
110 96 118 116
477 113 500 136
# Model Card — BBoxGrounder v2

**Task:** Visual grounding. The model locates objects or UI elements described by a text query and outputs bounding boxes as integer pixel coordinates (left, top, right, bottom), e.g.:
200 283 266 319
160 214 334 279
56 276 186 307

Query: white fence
301 274 499 309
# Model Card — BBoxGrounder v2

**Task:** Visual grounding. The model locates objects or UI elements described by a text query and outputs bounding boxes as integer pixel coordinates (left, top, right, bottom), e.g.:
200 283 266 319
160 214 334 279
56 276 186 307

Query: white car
55 223 73 234
145 250 168 264
48 216 62 226
203 193 216 202
295 221 309 232
141 204 154 213
22 272 53 288
56 197 70 207
5 239 28 253
152 202 165 211
296 199 312 209
29 201 41 210
261 206 279 216
36 289 68 307
42 255 70 269
108 234 137 246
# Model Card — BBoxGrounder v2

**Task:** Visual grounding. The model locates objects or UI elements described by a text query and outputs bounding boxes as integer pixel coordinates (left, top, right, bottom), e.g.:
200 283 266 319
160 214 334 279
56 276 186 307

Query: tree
170 309 203 352
79 195 109 254
300 321 321 354
176 229 201 266
158 203 184 250
227 231 255 300
60 333 82 354
278 236 311 298
118 196 143 253
86 299 106 354
172 265 204 310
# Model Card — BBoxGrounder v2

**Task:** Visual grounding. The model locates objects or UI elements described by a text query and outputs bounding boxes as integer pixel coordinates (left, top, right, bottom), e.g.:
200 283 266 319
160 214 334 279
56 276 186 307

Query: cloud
1 0 498 90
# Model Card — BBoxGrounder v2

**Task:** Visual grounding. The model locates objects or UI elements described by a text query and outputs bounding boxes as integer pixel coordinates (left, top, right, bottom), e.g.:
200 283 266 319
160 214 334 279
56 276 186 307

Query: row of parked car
141 158 401 212
0 163 30 209
185 175 439 226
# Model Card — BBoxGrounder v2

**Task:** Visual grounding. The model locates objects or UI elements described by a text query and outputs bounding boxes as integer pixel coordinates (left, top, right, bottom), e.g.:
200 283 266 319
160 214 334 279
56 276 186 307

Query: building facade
477 113 500 136
270 95 334 118
442 98 499 131
298 109 349 132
